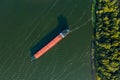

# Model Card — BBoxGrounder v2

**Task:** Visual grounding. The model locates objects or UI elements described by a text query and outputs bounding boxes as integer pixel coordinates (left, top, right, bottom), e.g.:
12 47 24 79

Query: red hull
34 34 63 59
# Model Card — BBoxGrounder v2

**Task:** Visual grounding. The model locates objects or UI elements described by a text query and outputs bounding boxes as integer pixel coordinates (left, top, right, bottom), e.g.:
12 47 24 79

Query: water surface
0 0 92 80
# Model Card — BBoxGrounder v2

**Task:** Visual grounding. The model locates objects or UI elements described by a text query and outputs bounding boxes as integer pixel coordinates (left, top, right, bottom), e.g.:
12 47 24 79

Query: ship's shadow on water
30 15 69 56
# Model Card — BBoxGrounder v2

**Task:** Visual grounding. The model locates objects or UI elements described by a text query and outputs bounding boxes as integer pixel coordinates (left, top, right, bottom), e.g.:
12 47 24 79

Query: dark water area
0 0 93 80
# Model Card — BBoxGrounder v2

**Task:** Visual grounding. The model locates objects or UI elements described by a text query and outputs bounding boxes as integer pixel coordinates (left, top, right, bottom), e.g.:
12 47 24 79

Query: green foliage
92 0 120 80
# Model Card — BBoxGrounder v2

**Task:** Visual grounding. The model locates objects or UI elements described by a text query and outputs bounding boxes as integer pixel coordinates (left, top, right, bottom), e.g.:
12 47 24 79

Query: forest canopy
92 0 120 80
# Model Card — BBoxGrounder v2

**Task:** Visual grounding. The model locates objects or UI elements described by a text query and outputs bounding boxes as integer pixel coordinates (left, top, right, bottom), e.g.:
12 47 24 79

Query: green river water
0 0 93 80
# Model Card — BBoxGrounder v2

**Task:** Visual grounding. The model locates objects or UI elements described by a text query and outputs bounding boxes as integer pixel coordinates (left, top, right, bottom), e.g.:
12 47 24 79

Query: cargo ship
31 29 70 61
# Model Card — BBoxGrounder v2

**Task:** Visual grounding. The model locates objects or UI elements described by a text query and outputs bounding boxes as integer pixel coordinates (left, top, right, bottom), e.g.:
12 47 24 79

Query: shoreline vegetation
92 0 120 80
